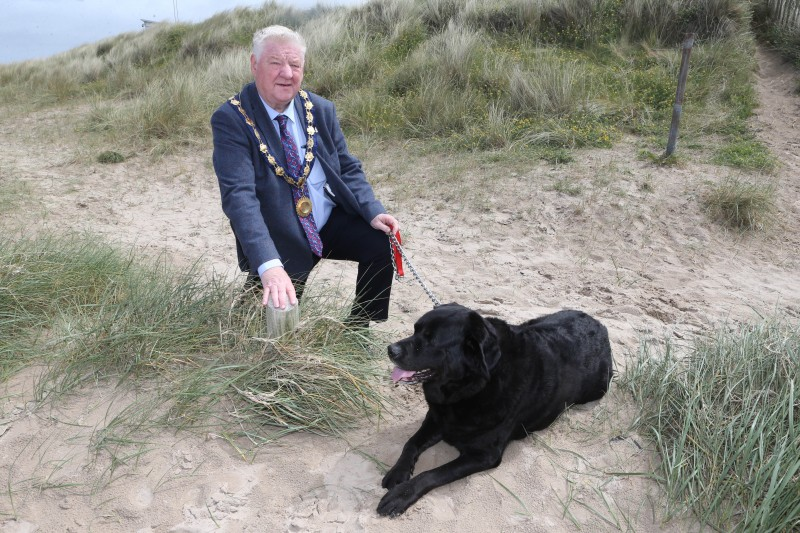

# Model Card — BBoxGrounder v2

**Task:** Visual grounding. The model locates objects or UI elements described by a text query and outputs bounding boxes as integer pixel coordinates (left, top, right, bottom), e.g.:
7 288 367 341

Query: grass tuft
703 177 776 230
0 234 389 439
713 137 779 172
620 317 800 532
96 151 125 164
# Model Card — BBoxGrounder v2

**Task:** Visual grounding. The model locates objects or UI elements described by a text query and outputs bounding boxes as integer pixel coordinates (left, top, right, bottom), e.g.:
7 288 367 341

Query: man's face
251 39 304 112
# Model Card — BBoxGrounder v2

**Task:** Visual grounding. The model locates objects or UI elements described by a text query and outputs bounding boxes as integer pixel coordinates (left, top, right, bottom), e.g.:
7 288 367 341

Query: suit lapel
242 83 287 167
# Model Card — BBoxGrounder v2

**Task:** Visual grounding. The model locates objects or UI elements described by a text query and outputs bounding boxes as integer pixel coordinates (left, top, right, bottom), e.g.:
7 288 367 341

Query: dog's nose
387 344 401 359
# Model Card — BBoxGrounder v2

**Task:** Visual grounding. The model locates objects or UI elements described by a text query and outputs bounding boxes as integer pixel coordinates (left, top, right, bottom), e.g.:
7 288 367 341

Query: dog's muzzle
388 344 434 384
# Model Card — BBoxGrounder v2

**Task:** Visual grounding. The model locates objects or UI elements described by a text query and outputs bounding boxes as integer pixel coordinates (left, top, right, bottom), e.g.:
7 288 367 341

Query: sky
1 0 367 64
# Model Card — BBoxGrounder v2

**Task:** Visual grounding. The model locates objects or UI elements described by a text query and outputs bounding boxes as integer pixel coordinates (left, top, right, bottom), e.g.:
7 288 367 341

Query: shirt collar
258 95 298 124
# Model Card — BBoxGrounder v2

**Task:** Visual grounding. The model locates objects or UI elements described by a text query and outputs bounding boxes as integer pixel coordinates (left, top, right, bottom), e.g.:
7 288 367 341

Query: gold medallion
296 196 313 217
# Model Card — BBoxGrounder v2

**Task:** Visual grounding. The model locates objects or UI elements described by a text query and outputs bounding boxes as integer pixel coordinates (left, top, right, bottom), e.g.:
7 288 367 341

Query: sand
0 47 798 532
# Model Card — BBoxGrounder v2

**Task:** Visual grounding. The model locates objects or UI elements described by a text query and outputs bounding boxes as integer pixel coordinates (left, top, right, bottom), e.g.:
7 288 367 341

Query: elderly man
211 25 399 327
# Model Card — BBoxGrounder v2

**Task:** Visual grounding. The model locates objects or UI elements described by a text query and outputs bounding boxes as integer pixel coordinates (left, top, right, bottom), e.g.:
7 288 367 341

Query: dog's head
387 303 501 404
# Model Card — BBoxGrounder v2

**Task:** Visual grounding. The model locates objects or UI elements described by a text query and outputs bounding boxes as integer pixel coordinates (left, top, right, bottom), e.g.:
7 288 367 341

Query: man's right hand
260 267 298 309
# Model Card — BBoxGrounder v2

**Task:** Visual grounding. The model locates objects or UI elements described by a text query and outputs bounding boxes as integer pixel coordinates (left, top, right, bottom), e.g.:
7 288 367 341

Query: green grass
0 234 390 439
619 317 800 532
0 0 775 161
551 176 584 196
713 137 779 172
703 177 776 230
538 145 575 164
96 150 125 164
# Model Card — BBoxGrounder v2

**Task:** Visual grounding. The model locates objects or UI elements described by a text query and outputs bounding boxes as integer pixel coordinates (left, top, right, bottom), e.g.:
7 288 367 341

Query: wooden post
264 301 300 337
665 33 695 157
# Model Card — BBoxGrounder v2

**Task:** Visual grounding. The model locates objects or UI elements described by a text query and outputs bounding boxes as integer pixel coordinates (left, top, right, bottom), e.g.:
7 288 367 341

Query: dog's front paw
377 481 420 517
381 463 412 489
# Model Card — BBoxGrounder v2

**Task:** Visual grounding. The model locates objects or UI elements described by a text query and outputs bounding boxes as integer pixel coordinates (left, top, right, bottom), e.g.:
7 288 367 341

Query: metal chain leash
389 233 441 308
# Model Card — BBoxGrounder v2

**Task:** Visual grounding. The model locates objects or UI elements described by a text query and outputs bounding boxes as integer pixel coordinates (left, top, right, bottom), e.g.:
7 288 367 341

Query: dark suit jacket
211 82 385 277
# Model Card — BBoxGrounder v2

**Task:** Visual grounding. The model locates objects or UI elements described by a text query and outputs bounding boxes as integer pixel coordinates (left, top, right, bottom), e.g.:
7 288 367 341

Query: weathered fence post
264 300 300 337
665 33 695 157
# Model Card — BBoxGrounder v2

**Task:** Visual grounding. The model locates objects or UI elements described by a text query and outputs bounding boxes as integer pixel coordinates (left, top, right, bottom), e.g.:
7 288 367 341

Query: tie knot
276 114 289 131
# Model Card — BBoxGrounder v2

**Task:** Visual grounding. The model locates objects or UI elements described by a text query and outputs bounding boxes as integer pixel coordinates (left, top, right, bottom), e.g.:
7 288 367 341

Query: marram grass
0 0 767 159
620 317 800 532
703 177 776 231
0 234 390 438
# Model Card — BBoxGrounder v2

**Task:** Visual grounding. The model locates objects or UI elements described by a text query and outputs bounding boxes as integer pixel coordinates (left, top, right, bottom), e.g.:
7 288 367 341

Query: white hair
252 25 307 60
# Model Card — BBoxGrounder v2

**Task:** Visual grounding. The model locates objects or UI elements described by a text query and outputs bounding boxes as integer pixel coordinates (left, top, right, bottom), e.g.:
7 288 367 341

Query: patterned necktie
276 114 322 257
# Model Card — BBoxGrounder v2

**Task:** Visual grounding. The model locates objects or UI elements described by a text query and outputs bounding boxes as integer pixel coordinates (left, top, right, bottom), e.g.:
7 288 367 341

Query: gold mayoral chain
229 90 318 218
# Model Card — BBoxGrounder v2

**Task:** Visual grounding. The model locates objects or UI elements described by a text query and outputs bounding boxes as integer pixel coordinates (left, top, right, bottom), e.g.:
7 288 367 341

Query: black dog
377 303 613 517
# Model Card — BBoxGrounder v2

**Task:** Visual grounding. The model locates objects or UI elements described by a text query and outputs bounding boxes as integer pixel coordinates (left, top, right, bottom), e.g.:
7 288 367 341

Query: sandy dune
0 48 798 532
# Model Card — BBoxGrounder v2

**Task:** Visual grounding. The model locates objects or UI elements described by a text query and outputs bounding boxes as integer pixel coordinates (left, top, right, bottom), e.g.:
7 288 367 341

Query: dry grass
620 318 800 531
703 177 776 231
0 234 390 437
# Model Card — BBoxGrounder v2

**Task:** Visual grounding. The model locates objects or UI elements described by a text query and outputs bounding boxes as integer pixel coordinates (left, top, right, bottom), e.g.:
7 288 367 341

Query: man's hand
370 213 399 235
260 267 298 309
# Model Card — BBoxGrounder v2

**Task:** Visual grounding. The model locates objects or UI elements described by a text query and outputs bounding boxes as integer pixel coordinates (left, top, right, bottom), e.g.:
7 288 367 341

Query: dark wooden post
665 33 695 157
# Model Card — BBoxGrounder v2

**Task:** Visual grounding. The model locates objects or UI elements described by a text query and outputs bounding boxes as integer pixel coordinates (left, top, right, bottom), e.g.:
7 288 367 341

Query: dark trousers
247 208 394 323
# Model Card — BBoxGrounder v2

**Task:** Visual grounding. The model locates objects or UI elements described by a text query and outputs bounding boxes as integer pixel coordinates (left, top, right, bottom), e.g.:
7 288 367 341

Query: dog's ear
464 311 501 379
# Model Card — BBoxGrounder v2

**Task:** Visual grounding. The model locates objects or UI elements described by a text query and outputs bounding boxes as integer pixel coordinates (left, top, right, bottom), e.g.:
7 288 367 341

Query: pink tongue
391 367 416 383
